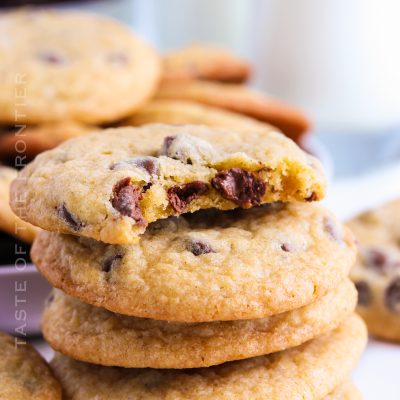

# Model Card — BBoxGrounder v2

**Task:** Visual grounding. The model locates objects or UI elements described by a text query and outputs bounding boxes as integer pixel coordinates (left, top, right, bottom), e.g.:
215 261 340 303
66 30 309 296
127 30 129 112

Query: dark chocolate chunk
211 168 266 208
186 239 215 256
323 217 343 243
101 254 123 273
355 281 372 307
38 51 64 64
57 204 83 231
167 181 209 213
111 178 147 227
385 278 400 313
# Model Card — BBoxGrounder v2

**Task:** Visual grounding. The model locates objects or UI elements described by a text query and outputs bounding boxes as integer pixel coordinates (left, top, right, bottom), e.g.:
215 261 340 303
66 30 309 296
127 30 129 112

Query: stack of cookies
10 123 366 399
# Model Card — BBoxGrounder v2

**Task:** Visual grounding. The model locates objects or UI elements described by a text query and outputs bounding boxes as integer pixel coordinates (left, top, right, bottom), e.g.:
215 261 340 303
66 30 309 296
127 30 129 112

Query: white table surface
31 159 400 400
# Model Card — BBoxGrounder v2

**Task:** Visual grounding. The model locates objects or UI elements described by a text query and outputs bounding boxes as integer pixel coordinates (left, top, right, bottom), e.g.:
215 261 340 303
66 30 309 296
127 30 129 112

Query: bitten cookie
155 80 311 143
0 9 161 125
0 332 61 400
50 315 367 400
11 124 325 244
32 203 356 322
0 166 39 243
162 44 251 83
348 199 400 341
42 280 356 369
123 99 269 130
0 122 96 162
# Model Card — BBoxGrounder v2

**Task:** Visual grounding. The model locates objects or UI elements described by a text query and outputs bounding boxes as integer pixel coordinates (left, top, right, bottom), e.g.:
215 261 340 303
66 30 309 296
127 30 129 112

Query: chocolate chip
45 292 54 307
306 192 318 202
281 243 291 252
323 217 343 243
38 51 64 64
134 157 159 176
364 248 387 271
161 136 176 155
186 239 215 256
211 168 266 208
385 278 400 313
107 52 129 65
355 281 372 307
111 178 147 227
101 254 123 273
57 204 83 231
167 181 209 213
110 157 159 176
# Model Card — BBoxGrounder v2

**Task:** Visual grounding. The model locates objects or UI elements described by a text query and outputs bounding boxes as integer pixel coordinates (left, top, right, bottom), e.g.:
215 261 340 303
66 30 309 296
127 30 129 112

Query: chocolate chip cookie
42 280 356 369
0 166 39 243
49 315 366 400
123 99 269 130
0 9 161 125
32 203 355 322
11 124 325 244
0 332 61 400
348 199 400 341
155 80 311 143
162 43 251 83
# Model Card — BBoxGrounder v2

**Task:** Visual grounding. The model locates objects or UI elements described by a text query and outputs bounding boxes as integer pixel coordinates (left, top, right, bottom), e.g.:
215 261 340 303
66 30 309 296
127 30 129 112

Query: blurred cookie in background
0 331 61 400
0 9 161 125
155 80 311 144
162 43 251 83
348 199 400 342
0 122 97 163
0 166 39 244
122 99 270 131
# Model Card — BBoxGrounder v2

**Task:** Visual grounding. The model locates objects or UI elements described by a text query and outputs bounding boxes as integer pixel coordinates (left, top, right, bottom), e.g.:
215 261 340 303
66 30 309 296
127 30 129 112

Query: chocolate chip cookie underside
11 124 325 244
32 203 356 322
49 315 366 400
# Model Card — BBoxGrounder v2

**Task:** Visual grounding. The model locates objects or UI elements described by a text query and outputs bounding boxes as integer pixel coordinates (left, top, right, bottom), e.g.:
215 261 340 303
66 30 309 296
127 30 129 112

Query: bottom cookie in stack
48 315 366 400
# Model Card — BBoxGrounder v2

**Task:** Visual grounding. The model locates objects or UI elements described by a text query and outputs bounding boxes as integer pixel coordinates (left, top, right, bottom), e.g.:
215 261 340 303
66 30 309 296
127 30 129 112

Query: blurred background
3 0 399 178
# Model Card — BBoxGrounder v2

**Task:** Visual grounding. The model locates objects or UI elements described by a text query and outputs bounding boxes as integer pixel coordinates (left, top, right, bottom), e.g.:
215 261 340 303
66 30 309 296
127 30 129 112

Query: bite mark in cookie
211 168 266 208
167 181 209 213
111 178 147 227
